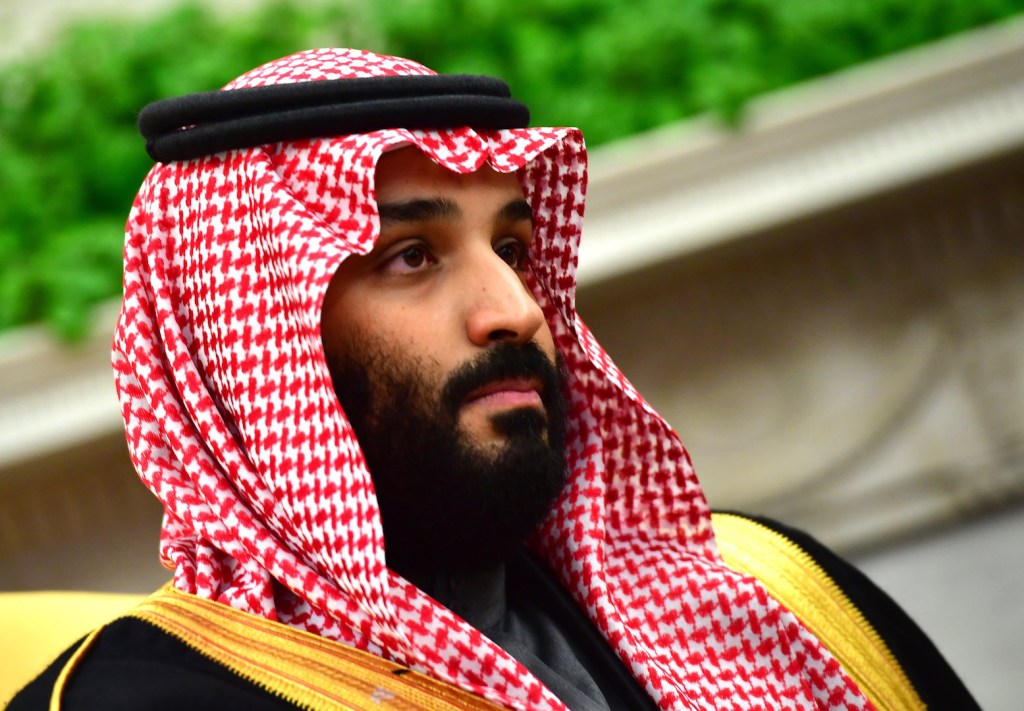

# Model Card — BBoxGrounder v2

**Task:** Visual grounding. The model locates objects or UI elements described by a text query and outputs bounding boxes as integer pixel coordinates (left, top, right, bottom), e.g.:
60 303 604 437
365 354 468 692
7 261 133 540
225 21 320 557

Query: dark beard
328 341 569 577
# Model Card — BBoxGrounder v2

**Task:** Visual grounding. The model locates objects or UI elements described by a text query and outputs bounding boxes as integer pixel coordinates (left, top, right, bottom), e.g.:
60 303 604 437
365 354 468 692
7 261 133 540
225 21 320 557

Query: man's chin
485 406 550 442
458 405 547 440
381 416 567 575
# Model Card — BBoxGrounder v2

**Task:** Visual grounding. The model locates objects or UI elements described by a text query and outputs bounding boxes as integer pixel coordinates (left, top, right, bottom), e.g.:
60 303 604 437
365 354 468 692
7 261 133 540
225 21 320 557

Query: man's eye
495 240 528 270
382 244 435 274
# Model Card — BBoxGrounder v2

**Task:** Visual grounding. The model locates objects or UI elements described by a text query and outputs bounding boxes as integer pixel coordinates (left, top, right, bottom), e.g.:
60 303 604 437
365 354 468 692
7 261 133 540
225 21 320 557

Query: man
9 49 977 710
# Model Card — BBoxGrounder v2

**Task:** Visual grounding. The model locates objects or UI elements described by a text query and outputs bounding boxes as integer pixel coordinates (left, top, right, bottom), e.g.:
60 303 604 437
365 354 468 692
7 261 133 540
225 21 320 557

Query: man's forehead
373 146 526 206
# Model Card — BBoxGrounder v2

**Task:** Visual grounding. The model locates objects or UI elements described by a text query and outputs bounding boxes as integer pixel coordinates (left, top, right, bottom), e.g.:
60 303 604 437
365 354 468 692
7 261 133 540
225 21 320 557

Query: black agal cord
139 74 530 163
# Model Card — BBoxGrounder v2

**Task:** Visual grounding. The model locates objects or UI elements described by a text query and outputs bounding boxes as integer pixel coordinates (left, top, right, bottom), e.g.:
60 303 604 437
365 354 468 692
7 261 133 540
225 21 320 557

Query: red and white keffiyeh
113 49 870 710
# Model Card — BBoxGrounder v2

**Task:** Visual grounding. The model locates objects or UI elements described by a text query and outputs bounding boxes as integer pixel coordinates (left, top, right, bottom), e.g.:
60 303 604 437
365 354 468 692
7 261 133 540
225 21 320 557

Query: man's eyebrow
375 197 533 225
498 199 533 225
377 198 460 224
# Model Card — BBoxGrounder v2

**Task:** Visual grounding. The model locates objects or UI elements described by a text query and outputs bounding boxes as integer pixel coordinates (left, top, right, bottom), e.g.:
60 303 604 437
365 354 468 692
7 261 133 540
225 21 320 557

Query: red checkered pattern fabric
113 49 871 710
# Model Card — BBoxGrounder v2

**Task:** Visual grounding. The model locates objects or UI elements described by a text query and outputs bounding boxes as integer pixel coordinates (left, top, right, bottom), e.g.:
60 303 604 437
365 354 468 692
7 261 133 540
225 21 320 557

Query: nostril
488 328 519 342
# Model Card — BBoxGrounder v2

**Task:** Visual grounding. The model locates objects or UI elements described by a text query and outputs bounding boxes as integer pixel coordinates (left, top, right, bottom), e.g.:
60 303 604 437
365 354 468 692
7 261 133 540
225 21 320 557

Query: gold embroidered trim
50 628 103 711
124 585 507 710
711 512 926 711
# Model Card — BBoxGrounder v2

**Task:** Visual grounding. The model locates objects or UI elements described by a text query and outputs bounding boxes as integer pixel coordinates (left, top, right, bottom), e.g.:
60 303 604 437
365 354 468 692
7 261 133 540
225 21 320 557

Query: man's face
321 147 568 574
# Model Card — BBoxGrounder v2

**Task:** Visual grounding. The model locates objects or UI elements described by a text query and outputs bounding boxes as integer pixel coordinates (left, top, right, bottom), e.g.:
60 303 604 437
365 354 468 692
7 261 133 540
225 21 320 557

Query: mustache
441 341 562 416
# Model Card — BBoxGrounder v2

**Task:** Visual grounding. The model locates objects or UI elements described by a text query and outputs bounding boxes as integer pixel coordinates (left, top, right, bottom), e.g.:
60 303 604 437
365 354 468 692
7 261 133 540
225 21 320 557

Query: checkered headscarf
113 49 870 710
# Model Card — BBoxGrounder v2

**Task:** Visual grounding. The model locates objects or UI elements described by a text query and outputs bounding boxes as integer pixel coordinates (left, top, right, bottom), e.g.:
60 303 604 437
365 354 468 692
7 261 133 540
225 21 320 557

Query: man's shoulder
7 592 511 711
7 617 296 710
711 511 981 711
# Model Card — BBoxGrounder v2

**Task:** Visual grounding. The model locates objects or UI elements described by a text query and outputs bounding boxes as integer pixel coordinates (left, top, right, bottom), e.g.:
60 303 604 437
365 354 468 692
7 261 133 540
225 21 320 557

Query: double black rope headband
138 74 531 163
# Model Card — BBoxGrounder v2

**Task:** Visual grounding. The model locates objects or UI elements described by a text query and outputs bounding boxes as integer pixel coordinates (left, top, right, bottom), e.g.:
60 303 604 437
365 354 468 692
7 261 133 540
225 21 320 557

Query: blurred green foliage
1 0 1023 340
0 2 361 339
376 0 1024 141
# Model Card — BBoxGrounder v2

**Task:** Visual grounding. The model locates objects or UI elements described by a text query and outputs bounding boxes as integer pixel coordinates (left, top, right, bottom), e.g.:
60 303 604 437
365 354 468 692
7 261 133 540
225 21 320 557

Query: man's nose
463 249 546 347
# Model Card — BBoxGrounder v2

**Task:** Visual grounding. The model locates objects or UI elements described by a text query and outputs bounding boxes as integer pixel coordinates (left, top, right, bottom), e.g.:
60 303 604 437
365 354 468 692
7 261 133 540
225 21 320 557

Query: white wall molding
0 302 122 473
579 15 1024 286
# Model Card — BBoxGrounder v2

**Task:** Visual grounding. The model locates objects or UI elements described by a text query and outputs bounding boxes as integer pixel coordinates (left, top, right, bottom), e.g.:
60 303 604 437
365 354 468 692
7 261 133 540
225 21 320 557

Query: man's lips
462 378 544 410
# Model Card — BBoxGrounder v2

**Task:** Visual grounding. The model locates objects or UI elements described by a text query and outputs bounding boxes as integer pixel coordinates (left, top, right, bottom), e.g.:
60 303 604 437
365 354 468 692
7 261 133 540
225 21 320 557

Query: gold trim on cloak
52 584 507 711
712 512 926 711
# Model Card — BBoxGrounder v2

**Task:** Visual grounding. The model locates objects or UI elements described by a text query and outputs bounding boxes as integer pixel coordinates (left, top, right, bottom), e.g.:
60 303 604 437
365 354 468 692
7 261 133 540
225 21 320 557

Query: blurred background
1 1 1022 707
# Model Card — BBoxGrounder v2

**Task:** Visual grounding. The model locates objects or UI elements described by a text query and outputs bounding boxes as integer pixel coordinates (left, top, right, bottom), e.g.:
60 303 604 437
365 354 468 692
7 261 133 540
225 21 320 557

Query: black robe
8 514 980 711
